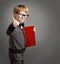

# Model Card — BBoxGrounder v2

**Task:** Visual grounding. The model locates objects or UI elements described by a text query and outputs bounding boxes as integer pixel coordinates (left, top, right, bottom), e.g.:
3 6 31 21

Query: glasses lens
27 14 29 17
18 13 29 18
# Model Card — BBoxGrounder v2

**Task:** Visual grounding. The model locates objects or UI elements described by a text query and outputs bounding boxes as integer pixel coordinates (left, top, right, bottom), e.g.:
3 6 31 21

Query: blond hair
13 5 29 14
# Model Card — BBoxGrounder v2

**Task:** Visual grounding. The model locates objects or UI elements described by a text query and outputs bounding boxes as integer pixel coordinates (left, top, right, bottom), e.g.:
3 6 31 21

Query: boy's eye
23 14 26 16
18 13 29 17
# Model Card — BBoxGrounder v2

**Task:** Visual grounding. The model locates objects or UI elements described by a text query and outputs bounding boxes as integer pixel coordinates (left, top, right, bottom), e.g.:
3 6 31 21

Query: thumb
12 17 15 21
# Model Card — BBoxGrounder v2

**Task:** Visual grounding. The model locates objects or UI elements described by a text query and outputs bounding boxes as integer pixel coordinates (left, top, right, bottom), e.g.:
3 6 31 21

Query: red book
23 26 36 47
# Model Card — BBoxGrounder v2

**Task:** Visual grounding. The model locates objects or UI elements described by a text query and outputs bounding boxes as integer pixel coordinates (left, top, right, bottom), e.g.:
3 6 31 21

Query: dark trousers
9 51 24 64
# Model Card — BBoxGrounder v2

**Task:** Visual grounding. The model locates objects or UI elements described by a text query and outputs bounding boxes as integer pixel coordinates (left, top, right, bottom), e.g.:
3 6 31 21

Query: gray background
0 0 60 64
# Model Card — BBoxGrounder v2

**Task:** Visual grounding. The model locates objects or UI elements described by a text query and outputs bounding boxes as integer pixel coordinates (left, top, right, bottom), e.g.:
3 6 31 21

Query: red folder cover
23 26 36 47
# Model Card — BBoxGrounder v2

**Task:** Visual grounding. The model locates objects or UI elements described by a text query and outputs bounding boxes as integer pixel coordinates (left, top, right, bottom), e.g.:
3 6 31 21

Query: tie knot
19 23 24 27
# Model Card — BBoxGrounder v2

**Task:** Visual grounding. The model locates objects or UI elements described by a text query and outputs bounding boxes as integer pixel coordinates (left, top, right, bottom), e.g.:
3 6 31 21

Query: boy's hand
12 17 20 27
33 27 36 32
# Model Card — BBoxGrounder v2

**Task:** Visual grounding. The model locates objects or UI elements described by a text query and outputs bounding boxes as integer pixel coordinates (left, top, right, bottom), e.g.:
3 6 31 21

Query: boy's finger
12 17 16 23
12 17 15 20
33 27 36 32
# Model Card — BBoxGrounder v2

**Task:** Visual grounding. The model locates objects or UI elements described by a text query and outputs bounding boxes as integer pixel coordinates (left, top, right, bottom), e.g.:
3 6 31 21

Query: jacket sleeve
6 23 15 36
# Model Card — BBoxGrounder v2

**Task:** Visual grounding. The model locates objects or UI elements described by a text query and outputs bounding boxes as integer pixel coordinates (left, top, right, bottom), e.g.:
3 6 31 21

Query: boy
6 5 29 64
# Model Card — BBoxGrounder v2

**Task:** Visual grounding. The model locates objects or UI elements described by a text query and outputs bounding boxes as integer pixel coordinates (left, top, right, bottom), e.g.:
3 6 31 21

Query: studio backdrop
0 0 60 64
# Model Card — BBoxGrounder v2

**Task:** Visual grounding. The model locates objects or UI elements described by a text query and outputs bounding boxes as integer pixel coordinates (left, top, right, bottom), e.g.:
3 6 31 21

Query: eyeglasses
17 13 29 18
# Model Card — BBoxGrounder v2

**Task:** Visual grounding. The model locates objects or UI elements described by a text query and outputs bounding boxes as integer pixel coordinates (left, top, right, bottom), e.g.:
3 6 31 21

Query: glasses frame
17 13 29 18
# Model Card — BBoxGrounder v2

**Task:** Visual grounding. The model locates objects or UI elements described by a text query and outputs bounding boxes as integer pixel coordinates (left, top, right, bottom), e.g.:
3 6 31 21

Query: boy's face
14 11 29 22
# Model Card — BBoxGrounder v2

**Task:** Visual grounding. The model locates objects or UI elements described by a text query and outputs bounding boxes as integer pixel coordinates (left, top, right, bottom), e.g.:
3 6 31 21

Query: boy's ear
13 13 16 18
13 13 19 21
13 13 19 20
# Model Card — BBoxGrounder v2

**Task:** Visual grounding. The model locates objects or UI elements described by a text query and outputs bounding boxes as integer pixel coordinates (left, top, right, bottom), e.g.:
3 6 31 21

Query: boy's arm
6 23 15 36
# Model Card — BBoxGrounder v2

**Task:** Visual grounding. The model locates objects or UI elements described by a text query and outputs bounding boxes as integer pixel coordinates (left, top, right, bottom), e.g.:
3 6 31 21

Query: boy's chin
19 20 25 23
